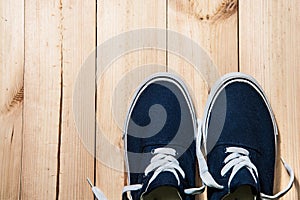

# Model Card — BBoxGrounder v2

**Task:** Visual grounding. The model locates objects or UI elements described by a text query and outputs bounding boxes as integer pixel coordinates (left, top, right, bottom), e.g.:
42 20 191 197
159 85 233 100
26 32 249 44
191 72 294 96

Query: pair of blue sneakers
90 72 294 200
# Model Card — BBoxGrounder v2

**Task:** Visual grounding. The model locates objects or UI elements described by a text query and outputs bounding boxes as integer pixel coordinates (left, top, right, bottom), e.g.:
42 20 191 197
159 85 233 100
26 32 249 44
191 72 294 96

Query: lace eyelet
151 149 155 154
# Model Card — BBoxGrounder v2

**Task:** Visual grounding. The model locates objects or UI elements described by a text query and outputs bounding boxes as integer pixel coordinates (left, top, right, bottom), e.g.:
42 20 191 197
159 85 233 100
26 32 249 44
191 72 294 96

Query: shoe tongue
209 168 259 200
229 167 259 194
141 171 184 197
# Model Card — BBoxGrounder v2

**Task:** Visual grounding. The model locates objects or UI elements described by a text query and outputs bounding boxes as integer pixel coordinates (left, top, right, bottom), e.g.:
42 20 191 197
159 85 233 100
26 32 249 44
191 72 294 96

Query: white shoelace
260 157 294 199
89 147 205 200
221 147 259 189
196 120 224 190
197 119 294 200
123 147 205 199
89 120 294 200
87 178 108 200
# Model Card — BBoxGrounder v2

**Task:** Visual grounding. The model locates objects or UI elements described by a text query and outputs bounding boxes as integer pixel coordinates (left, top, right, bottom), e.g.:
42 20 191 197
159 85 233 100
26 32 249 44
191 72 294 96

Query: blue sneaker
122 73 204 200
199 73 294 199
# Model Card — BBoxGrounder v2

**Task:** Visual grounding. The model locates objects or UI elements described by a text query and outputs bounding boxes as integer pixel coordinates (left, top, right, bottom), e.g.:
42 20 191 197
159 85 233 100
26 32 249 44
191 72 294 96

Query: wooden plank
0 0 24 198
168 0 238 199
58 0 96 199
21 0 62 199
168 0 238 118
96 0 167 199
239 0 300 199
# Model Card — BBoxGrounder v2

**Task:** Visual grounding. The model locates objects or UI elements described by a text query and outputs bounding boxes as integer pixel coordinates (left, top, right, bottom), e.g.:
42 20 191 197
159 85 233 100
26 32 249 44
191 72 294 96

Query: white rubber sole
201 72 278 157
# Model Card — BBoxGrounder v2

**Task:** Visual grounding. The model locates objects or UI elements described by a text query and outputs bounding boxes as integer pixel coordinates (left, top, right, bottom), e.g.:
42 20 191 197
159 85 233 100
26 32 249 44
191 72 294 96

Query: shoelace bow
221 147 259 189
122 147 205 199
197 120 294 200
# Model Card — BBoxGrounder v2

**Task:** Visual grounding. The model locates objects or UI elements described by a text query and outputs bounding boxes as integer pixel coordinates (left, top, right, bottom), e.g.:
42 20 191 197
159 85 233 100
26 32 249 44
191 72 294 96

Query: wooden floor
0 0 299 199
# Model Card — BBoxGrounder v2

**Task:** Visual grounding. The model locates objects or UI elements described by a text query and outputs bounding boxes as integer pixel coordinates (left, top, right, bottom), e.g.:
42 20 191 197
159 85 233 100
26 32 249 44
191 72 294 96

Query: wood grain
21 0 62 199
0 0 24 199
168 1 238 199
239 0 300 199
58 0 96 199
0 0 24 116
96 0 166 199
